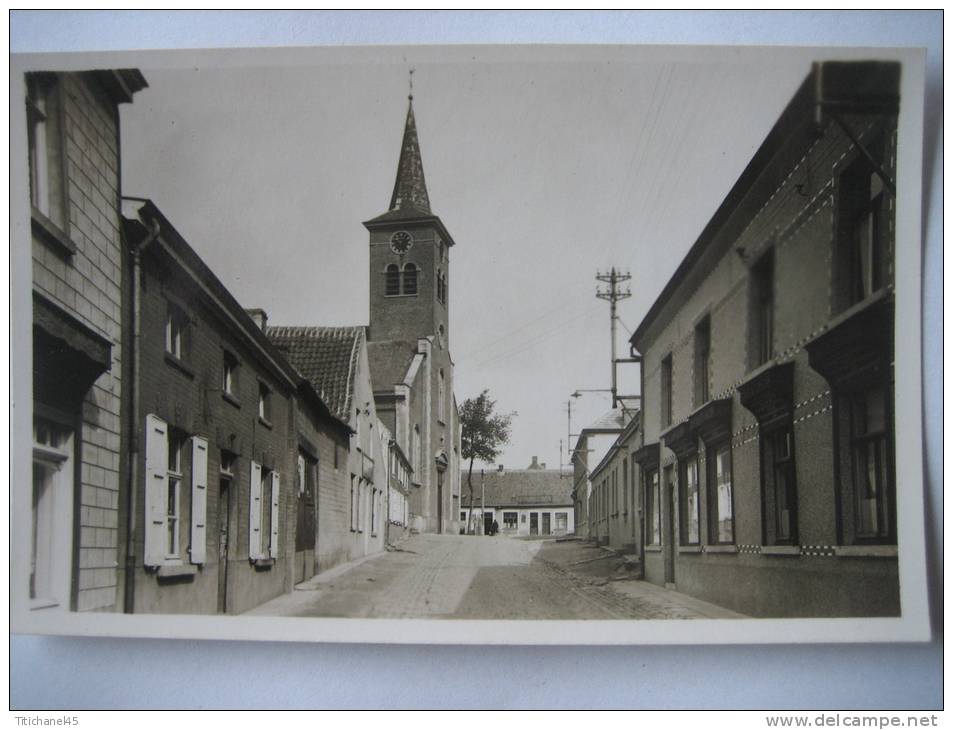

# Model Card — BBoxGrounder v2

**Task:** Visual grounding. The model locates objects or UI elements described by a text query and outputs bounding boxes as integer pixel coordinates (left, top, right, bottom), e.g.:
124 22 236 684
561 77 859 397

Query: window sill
222 391 241 409
29 597 61 611
678 545 703 553
32 208 76 257
251 558 274 570
157 563 198 578
835 545 897 558
258 416 273 430
704 544 738 554
761 545 800 556
383 293 419 299
164 352 195 379
644 544 663 553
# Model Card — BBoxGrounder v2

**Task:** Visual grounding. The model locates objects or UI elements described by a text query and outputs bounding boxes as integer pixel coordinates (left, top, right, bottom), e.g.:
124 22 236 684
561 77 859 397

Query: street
246 534 744 620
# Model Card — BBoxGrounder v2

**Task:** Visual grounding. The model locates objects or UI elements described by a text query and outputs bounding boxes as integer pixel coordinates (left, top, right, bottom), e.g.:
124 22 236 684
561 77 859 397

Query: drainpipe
123 215 161 614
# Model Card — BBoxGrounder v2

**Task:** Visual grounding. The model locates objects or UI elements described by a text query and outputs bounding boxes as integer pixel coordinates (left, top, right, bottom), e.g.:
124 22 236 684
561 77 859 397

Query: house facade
587 413 642 554
570 408 631 540
26 69 147 614
460 467 575 538
365 95 462 536
631 61 900 617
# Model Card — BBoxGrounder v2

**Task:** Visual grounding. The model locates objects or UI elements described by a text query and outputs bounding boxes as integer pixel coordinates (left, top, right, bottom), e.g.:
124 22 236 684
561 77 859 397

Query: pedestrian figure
491 519 499 536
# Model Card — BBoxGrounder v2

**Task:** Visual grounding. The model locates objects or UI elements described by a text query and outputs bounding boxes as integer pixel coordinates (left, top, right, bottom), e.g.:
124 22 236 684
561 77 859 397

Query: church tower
363 91 454 348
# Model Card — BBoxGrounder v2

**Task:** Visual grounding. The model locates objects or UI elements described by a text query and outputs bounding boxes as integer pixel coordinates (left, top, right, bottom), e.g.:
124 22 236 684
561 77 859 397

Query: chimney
529 456 539 469
541 462 546 469
245 308 268 331
497 464 504 474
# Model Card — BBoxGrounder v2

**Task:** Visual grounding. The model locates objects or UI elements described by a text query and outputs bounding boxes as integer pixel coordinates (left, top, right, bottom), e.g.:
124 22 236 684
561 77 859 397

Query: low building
630 61 900 617
587 412 642 553
460 467 574 537
570 408 631 540
25 69 147 614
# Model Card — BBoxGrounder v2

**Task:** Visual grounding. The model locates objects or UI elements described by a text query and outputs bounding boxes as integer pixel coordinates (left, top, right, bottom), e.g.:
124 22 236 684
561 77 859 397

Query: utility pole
480 468 486 536
596 268 632 409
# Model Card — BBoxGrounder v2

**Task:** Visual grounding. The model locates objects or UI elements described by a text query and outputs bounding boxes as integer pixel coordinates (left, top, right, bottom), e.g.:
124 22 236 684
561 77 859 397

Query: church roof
459 469 573 508
367 339 418 391
389 99 431 214
266 325 365 423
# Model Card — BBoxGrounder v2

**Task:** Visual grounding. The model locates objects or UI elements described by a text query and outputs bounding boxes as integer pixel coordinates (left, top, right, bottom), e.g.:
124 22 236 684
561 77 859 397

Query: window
385 264 400 296
460 511 467 522
412 425 421 478
249 464 279 560
437 268 444 303
165 302 189 360
660 354 673 428
646 468 660 545
678 456 700 545
222 351 239 399
503 511 518 529
402 263 418 295
349 474 358 532
622 458 629 518
521 513 527 524
437 369 446 422
708 443 734 544
26 74 67 233
750 251 774 368
166 434 183 558
762 427 797 545
31 418 73 606
555 512 568 532
848 387 893 541
371 488 378 536
837 136 888 310
258 381 272 423
694 316 711 406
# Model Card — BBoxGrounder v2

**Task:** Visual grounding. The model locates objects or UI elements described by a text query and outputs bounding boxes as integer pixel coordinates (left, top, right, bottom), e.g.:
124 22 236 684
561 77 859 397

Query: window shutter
144 414 169 567
249 461 263 559
269 471 280 558
189 436 209 564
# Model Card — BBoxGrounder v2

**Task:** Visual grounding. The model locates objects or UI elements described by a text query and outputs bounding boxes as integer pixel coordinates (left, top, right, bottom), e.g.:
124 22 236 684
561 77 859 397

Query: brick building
267 326 389 570
119 201 350 614
588 412 642 555
460 466 574 537
365 95 462 535
630 61 900 617
570 408 631 540
26 69 147 613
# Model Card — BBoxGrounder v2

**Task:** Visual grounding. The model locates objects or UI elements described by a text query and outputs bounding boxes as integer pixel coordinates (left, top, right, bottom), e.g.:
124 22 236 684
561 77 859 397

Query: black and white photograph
11 33 933 653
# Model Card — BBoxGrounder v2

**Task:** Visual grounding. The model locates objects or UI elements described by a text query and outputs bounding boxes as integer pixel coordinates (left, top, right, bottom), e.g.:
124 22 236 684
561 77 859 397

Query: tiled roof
367 339 417 391
459 469 573 508
266 325 364 423
582 407 632 433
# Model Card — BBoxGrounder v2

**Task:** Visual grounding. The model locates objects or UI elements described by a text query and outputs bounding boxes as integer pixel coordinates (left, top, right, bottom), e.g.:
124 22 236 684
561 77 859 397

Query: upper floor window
165 302 189 360
750 250 774 369
258 381 272 424
840 147 888 309
385 264 400 296
26 74 67 233
402 263 418 296
660 354 673 428
222 350 239 399
694 316 711 406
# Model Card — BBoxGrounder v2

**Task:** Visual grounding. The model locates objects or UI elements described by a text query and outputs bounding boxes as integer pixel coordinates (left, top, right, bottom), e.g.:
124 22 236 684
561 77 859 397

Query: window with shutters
166 434 183 559
248 462 279 561
189 436 209 564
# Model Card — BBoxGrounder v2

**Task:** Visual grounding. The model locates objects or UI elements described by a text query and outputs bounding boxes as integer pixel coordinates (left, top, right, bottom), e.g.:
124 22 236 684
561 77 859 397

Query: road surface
248 533 743 620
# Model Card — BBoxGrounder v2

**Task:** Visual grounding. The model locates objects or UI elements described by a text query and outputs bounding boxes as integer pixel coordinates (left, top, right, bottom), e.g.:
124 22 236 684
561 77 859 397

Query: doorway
530 512 539 536
217 477 231 613
542 512 551 536
483 512 493 535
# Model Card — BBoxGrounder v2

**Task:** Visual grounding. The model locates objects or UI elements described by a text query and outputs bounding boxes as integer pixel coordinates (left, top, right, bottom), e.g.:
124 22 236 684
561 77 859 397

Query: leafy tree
460 389 514 534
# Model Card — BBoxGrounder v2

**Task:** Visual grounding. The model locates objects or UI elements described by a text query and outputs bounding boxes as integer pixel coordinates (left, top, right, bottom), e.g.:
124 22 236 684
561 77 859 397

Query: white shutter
249 461 263 560
189 436 208 564
144 414 169 567
269 471 280 559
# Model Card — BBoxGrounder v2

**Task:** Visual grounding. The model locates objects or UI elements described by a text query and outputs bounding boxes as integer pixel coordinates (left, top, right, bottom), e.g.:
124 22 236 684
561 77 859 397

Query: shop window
762 427 798 545
708 443 734 544
503 512 518 529
694 316 711 406
678 456 700 545
660 354 673 428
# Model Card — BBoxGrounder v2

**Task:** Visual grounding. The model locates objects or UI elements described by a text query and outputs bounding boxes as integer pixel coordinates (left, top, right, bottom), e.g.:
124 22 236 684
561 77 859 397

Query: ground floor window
555 512 568 531
645 468 660 545
762 426 797 545
849 387 892 541
503 511 518 529
31 418 73 606
708 443 734 544
678 456 700 545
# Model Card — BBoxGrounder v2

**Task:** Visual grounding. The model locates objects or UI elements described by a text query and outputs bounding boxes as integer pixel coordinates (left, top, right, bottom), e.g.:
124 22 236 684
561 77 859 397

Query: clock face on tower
390 230 414 254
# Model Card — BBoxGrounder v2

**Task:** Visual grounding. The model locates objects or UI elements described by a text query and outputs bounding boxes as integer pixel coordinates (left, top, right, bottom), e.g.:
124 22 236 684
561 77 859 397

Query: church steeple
389 95 431 214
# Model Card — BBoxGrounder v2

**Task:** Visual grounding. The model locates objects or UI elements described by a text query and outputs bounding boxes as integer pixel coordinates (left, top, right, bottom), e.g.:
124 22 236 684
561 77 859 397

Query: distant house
571 408 633 540
588 412 641 553
460 467 574 537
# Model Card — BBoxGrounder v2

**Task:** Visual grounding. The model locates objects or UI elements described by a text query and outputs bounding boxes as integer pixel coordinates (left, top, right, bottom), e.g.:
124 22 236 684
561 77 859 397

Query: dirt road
246 533 744 619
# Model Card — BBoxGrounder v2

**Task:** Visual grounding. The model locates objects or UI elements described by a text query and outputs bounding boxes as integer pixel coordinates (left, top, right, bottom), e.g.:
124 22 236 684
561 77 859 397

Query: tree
460 389 514 535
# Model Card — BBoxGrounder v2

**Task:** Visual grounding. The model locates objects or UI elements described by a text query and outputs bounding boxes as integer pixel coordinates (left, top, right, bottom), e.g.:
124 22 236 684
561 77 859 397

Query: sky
119 45 822 471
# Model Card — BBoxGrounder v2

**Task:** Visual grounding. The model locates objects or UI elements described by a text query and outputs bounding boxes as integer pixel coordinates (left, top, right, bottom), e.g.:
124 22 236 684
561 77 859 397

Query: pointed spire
388 82 431 214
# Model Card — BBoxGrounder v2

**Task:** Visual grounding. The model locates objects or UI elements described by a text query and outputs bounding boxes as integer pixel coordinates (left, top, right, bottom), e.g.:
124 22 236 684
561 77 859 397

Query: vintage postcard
10 42 930 644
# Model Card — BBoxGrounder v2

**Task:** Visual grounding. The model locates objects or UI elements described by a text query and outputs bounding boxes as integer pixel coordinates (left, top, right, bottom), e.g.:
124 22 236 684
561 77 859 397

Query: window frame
694 315 711 407
660 354 673 428
645 468 661 546
165 301 190 362
402 262 419 296
257 380 272 425
384 264 401 296
678 454 701 546
31 417 74 608
26 73 72 253
707 441 735 545
750 250 775 369
761 425 798 546
166 432 184 560
222 350 240 402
